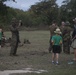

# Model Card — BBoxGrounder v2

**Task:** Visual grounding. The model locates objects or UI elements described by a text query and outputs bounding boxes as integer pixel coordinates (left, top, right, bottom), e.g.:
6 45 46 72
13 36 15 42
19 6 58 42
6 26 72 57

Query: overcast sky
4 0 64 11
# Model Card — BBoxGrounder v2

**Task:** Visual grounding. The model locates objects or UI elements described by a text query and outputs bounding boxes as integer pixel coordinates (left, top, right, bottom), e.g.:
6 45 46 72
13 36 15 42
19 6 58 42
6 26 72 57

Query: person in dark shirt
71 18 76 61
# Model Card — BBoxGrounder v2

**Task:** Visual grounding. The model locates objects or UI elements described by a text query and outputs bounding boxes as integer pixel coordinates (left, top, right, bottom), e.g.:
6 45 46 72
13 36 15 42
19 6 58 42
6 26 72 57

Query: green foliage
0 2 8 15
0 0 16 29
60 0 76 24
29 0 58 25
0 0 59 29
1 0 76 29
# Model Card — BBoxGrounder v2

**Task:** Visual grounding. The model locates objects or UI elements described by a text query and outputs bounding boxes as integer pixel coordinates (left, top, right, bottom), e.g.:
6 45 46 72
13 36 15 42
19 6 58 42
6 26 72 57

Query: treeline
0 0 76 30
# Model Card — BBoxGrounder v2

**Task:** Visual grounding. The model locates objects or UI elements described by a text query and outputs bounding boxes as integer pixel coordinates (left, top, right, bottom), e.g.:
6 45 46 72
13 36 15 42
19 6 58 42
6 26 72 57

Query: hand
19 20 22 27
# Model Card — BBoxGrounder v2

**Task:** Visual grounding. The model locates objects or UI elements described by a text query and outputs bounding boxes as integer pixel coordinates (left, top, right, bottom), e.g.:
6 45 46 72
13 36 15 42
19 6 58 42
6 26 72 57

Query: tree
60 0 76 24
0 0 15 15
29 0 58 25
0 0 15 23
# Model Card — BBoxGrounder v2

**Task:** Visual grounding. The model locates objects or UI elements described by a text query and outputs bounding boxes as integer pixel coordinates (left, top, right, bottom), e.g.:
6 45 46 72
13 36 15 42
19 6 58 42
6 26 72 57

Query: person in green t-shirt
51 28 62 65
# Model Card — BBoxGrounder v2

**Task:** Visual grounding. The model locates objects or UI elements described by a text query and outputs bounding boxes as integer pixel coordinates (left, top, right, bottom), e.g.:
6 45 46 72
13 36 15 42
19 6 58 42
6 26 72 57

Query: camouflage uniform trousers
48 36 53 53
10 39 19 55
63 40 70 54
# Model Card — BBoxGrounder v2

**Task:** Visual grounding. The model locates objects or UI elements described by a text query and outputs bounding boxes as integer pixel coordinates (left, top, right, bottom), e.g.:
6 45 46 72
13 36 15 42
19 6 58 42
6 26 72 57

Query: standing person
10 18 22 56
63 21 72 54
51 28 62 65
71 18 76 61
60 21 65 52
49 20 58 53
60 21 65 36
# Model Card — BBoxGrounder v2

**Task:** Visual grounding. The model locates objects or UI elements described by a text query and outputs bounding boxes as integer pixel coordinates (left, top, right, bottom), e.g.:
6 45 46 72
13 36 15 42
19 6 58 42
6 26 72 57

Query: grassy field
0 31 76 75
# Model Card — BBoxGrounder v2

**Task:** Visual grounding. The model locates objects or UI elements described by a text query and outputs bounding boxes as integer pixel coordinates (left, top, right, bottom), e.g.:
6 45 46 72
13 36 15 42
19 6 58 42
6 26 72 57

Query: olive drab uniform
10 18 20 56
60 22 65 36
62 23 72 54
59 25 65 52
49 24 58 53
60 25 65 36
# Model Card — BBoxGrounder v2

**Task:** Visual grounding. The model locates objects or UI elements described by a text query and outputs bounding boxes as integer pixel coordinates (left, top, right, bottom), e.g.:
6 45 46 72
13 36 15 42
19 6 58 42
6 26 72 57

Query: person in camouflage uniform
59 21 65 52
62 21 72 54
49 20 58 53
60 21 65 36
10 18 22 56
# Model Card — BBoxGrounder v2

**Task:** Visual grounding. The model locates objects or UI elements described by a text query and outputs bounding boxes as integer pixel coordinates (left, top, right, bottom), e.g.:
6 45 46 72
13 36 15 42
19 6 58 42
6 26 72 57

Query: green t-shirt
0 32 2 40
51 35 62 45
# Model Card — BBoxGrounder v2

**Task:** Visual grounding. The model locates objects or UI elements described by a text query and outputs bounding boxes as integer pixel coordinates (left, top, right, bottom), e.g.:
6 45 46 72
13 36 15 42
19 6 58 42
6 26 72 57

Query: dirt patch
0 68 48 75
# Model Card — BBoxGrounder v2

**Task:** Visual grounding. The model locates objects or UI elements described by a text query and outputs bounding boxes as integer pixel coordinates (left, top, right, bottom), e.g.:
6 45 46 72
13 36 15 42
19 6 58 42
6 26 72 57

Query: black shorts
52 45 61 53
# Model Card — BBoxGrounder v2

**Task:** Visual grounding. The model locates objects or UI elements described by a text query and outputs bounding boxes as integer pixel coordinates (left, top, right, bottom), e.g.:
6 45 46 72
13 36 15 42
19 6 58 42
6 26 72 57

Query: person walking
10 18 22 56
51 28 62 65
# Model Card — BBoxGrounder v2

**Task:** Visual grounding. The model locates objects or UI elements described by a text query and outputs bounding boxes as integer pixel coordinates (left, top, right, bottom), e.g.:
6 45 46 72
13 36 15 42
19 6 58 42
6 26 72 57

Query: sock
52 61 54 63
56 61 58 64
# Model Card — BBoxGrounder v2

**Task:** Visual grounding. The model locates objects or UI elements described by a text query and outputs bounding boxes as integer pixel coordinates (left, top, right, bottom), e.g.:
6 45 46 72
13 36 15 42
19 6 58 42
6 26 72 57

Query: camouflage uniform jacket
10 25 19 42
49 25 58 36
63 26 72 41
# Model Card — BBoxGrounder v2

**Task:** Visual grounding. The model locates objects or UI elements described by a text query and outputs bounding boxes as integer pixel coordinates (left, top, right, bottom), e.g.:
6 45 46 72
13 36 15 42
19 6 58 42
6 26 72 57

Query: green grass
0 31 76 75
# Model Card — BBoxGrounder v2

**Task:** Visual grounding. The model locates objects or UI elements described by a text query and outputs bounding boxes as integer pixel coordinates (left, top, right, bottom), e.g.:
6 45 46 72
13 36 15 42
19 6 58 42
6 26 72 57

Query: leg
55 53 59 64
73 48 76 61
63 42 70 54
10 41 16 56
49 36 52 53
13 41 18 55
49 44 52 53
63 42 66 53
61 44 63 53
10 45 15 55
52 53 55 62
67 40 70 54
0 40 1 49
68 48 76 64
